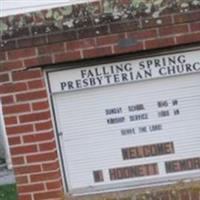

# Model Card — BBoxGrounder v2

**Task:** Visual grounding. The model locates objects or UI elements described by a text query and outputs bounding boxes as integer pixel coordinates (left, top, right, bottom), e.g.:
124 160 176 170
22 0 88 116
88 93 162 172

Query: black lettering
185 64 192 72
95 68 102 76
139 61 145 69
81 70 87 78
144 69 152 78
177 55 186 64
149 124 162 132
154 59 161 67
157 100 168 108
168 56 176 65
121 73 128 81
135 71 143 80
107 117 125 124
147 60 153 68
172 99 178 106
88 70 94 77
158 110 170 117
193 62 200 71
113 74 120 83
75 79 82 88
115 64 124 73
67 81 74 90
159 67 167 76
128 104 145 112
138 126 147 133
176 65 184 73
105 75 112 84
89 78 96 86
121 128 135 135
102 66 110 75
167 66 176 75
96 76 103 85
162 57 167 66
130 113 148 121
105 108 122 115
174 109 180 115
60 82 67 90
82 79 89 87
124 63 132 71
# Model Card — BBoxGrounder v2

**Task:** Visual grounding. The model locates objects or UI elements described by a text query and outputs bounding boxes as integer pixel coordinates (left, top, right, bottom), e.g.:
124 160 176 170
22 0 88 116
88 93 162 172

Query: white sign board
48 50 200 195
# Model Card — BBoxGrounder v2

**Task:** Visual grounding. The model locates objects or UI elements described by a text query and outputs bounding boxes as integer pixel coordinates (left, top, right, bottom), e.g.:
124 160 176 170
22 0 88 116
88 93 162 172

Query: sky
0 0 92 17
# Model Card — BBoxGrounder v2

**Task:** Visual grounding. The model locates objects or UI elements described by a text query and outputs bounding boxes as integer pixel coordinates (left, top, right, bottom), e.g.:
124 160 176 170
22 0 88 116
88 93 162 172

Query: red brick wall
0 4 200 200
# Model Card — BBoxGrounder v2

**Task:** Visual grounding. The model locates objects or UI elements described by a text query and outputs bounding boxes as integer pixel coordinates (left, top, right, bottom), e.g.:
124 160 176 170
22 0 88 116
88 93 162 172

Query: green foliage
46 10 53 19
103 0 115 13
53 11 63 21
61 6 73 16
1 0 200 36
0 22 8 33
131 0 143 8
0 184 17 200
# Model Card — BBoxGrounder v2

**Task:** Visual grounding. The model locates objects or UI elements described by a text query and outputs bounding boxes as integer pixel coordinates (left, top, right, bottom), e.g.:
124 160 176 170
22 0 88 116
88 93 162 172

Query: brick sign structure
0 1 200 200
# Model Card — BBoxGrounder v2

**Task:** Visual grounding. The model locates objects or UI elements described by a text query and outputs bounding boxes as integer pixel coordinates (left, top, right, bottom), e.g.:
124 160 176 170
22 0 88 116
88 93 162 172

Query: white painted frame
0 99 12 169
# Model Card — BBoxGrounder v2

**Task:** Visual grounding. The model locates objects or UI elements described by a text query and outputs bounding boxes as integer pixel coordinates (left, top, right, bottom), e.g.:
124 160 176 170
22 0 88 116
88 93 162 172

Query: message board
48 50 200 195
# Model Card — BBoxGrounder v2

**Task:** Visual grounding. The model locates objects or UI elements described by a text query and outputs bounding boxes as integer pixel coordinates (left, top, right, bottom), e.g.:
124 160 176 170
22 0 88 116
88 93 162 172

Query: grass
0 184 17 200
